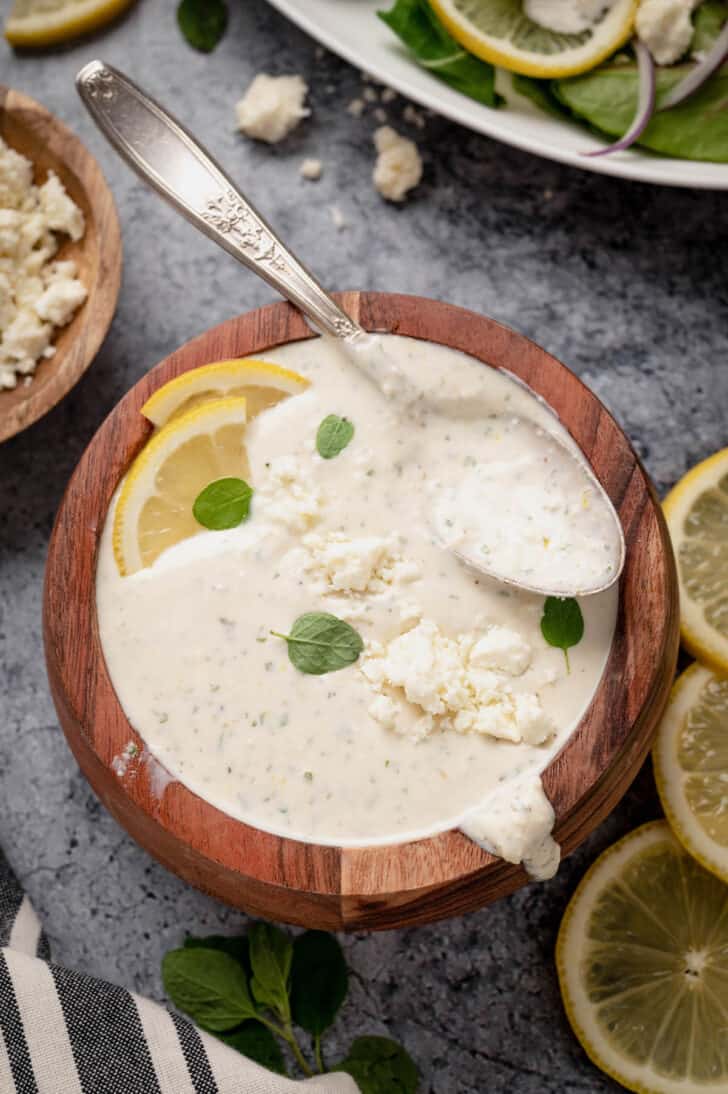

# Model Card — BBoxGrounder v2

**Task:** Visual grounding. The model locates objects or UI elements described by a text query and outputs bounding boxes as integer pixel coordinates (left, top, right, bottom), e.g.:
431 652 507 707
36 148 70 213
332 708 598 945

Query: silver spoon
76 60 625 598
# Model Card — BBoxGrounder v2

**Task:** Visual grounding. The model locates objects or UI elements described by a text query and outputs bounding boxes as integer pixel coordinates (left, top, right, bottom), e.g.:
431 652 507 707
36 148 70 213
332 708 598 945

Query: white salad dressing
96 335 617 875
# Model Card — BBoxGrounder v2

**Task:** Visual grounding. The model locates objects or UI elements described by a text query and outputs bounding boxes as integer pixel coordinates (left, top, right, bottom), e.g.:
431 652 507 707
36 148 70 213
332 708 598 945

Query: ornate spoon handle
76 60 365 342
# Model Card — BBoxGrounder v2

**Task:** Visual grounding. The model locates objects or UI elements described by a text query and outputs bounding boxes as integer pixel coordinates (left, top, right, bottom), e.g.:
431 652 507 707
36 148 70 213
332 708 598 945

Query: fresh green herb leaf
554 63 728 162
378 0 500 107
162 947 257 1031
177 0 228 52
540 596 584 671
219 1022 288 1075
337 1036 419 1094
249 923 294 1020
316 415 354 459
272 613 364 675
184 935 252 979
291 931 348 1037
193 477 252 530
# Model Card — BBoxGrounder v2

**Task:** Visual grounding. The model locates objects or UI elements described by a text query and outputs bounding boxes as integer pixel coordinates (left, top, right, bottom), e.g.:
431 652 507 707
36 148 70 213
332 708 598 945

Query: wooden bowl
44 294 680 930
0 86 122 443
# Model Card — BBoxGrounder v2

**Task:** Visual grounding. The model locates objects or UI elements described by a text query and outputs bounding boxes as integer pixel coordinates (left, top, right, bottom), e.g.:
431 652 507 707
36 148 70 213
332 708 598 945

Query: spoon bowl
44 293 679 929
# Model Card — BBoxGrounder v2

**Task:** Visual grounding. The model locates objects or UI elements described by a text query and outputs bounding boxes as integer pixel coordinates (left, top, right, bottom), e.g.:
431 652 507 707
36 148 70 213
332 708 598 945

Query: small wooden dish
0 86 122 444
44 295 680 930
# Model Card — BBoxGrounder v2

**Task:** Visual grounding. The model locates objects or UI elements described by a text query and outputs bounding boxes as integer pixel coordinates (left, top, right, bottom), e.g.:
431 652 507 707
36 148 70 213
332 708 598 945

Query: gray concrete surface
1 1 726 1090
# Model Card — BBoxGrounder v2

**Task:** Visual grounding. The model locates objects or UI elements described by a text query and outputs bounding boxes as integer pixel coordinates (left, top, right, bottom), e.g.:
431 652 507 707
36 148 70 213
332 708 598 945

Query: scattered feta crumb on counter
461 773 560 880
635 0 697 64
374 108 388 124
299 158 323 181
0 137 87 390
381 87 398 104
403 104 426 130
363 86 379 103
329 205 348 231
373 126 423 203
347 98 365 117
361 618 553 744
235 74 310 144
302 531 421 595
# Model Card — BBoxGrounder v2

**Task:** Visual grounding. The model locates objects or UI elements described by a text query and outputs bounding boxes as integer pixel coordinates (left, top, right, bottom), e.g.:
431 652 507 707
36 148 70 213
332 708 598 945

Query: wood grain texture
0 86 122 443
44 294 680 930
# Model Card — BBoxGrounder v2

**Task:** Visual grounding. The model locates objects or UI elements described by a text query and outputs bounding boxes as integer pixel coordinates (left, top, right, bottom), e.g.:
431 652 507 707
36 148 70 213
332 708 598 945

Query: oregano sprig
540 596 584 671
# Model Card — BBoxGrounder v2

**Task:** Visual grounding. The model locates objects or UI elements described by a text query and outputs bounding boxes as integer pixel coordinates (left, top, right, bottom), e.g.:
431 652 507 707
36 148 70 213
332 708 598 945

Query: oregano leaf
177 0 228 52
316 415 354 459
291 931 348 1036
162 948 257 1031
248 923 293 1021
193 477 252 530
272 612 364 675
336 1036 419 1094
540 596 584 671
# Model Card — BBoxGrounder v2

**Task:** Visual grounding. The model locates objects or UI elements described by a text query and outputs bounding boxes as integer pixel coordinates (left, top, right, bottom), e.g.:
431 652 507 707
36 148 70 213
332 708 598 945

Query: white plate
267 0 727 189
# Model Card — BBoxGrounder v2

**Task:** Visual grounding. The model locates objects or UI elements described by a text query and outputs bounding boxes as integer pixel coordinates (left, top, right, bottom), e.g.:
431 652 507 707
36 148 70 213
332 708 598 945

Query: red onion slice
583 39 656 156
659 20 728 110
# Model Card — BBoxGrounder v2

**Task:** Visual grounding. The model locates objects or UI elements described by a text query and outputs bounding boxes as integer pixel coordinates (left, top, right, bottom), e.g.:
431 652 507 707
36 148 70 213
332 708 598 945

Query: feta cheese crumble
360 618 553 744
254 455 322 531
302 531 421 595
0 138 87 390
235 74 310 144
372 126 423 203
299 158 323 181
635 0 698 64
524 0 612 34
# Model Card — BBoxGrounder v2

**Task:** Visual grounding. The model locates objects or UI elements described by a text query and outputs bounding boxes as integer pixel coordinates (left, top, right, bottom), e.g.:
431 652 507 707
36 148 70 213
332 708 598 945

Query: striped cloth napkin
0 849 357 1094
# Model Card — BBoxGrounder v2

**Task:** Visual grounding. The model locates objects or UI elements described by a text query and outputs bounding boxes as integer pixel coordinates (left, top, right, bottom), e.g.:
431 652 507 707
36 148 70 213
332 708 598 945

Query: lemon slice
141 359 309 428
114 397 248 576
557 820 728 1094
429 0 638 77
5 0 134 47
664 448 728 675
654 663 728 885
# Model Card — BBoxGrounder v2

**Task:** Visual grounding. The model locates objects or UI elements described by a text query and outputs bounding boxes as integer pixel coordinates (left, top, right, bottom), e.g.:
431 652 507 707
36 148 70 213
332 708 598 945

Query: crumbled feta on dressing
235 74 310 143
301 532 421 595
372 126 423 203
0 138 87 389
360 618 554 744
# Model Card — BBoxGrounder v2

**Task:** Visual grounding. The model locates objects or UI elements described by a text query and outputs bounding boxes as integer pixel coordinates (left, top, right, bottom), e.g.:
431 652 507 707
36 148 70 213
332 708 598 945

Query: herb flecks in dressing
96 335 617 863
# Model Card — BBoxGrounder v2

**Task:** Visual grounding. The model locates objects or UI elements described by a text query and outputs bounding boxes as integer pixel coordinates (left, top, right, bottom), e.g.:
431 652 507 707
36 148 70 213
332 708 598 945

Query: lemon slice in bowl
5 0 134 47
429 0 638 77
664 448 728 675
141 359 309 428
653 663 728 885
114 397 248 576
557 820 728 1094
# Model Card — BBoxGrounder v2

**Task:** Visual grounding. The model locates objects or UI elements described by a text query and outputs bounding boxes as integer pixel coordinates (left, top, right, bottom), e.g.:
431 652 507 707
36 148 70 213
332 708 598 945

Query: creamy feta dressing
96 335 617 871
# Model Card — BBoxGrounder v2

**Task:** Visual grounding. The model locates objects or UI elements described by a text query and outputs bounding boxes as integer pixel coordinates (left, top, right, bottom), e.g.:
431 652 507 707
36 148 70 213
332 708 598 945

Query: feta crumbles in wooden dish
0 86 121 443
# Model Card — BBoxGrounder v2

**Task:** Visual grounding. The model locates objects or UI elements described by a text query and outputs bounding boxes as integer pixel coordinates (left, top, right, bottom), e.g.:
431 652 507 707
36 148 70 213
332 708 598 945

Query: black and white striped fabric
0 850 357 1094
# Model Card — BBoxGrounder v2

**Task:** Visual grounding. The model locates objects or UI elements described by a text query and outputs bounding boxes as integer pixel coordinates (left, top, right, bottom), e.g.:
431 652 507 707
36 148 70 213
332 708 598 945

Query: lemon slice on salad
654 663 728 885
557 820 728 1094
141 359 309 427
5 0 134 47
429 0 639 77
113 397 248 576
664 448 728 675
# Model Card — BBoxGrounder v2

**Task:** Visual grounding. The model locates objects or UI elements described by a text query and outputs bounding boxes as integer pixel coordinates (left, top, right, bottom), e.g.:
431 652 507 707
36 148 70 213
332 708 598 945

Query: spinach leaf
337 1036 419 1094
540 596 584 671
220 1022 287 1075
316 415 354 459
162 948 257 1031
249 923 293 1020
193 477 252 530
177 0 228 52
511 74 573 120
691 0 728 53
184 935 252 979
291 931 348 1036
379 0 500 107
555 63 728 161
273 613 364 675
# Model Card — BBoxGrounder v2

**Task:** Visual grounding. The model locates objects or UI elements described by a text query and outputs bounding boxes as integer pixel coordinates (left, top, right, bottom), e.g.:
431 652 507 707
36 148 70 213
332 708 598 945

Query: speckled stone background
1 1 726 1090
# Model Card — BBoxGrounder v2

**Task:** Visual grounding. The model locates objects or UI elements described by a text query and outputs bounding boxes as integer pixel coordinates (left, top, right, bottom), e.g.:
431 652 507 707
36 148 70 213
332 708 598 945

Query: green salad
379 0 728 161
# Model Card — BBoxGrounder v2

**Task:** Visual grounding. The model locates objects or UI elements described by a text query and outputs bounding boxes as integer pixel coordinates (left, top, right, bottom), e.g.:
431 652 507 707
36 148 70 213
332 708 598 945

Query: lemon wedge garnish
5 0 135 47
654 663 728 885
429 0 638 78
113 397 248 576
141 359 309 428
664 448 728 675
557 820 728 1094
